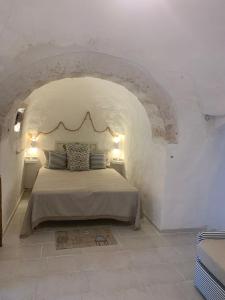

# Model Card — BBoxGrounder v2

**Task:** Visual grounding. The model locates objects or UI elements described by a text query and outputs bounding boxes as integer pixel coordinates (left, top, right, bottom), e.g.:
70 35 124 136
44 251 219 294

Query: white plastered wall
1 0 225 231
1 76 224 231
0 77 167 230
204 123 225 230
0 103 25 229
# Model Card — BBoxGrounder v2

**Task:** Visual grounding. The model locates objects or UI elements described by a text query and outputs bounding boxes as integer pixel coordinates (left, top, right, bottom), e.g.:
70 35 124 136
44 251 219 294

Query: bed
20 167 140 237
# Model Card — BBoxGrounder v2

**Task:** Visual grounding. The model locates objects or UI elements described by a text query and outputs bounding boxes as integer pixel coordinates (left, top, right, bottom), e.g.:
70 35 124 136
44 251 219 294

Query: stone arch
0 49 177 143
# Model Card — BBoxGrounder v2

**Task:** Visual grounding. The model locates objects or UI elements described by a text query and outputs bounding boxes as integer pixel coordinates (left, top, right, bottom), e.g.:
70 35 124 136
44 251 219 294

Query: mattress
20 167 140 237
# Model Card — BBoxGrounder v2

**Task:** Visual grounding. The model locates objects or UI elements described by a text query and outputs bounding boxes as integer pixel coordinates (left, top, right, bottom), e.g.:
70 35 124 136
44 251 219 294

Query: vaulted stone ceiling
1 0 225 131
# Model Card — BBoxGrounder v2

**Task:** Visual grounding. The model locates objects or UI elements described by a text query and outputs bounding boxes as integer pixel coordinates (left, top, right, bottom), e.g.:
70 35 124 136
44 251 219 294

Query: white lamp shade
113 136 121 143
112 148 120 160
26 146 38 158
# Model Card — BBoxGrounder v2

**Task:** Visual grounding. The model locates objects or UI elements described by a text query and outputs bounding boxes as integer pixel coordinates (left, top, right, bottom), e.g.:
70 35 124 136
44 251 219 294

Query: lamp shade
113 135 121 144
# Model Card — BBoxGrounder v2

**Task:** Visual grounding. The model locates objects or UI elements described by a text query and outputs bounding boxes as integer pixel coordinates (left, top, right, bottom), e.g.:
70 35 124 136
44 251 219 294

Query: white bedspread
20 168 140 237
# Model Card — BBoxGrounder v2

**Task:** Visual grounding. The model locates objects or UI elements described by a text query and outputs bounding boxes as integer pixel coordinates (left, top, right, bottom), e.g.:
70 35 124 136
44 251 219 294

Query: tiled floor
0 191 203 300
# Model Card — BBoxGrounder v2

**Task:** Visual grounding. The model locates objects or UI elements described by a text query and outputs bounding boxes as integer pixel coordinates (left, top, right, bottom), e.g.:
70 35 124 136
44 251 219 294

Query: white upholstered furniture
195 231 225 299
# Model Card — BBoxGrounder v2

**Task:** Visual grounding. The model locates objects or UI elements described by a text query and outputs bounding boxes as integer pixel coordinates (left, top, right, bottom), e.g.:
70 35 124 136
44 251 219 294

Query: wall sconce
14 108 25 132
113 135 121 144
112 134 123 161
112 143 120 161
14 122 21 133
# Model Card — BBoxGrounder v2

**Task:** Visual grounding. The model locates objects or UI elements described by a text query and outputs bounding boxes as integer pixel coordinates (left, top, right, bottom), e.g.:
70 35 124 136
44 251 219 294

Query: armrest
197 231 225 243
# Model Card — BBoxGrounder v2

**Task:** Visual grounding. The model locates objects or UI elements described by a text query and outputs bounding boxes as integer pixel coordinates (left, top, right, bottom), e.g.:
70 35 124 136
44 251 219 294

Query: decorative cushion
90 153 106 169
44 150 67 169
65 143 90 171
48 151 67 169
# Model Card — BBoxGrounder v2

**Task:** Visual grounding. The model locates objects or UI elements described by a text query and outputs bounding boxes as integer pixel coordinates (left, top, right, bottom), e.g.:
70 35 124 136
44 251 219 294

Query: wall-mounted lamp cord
37 111 115 137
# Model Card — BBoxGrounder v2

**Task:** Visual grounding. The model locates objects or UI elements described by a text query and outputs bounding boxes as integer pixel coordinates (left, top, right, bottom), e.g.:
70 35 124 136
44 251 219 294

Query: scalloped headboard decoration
35 111 116 138
16 111 117 155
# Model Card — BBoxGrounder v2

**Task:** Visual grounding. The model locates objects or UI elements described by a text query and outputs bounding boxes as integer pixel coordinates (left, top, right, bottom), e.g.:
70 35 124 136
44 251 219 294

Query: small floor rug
55 227 117 250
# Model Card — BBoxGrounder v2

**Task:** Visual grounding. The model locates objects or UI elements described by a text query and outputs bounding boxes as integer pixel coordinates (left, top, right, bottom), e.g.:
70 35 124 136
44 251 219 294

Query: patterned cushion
65 143 90 171
48 151 67 169
90 153 106 169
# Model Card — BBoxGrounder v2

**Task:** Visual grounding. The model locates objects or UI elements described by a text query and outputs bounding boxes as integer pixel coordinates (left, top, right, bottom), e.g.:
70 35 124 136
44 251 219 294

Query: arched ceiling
0 49 177 142
0 0 225 136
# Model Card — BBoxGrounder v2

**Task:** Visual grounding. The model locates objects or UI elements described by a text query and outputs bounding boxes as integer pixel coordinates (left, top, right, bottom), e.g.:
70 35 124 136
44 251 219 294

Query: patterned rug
55 227 117 250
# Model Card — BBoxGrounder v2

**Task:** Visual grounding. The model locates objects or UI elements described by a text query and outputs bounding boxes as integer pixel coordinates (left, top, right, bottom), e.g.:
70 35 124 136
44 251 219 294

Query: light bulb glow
113 135 121 144
14 123 21 132
26 147 38 158
112 148 121 160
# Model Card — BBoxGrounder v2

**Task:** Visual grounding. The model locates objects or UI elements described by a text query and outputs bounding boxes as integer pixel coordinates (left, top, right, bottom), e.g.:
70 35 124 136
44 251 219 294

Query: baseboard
159 226 207 234
3 189 24 235
143 213 161 230
143 213 206 233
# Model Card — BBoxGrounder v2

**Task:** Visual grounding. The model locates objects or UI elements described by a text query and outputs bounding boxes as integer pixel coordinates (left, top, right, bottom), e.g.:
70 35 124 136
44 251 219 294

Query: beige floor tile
0 260 19 281
20 231 54 245
135 264 184 286
161 233 197 246
16 244 43 260
0 257 47 281
117 235 158 249
36 294 83 300
0 244 42 261
1 192 202 300
0 277 37 300
0 245 19 261
122 287 153 300
156 246 190 264
82 291 124 300
175 245 196 261
173 261 195 280
148 234 173 247
85 268 140 293
80 250 132 271
146 283 188 300
114 227 149 239
46 254 84 274
112 219 158 238
130 248 165 268
35 272 89 299
16 258 47 277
